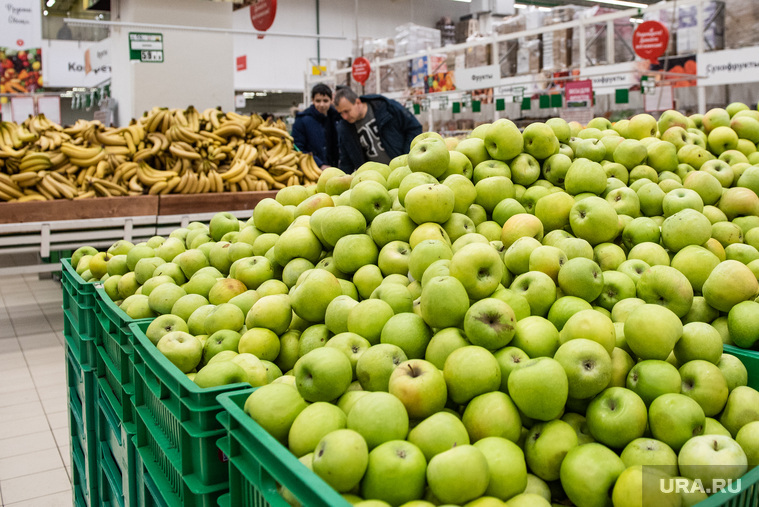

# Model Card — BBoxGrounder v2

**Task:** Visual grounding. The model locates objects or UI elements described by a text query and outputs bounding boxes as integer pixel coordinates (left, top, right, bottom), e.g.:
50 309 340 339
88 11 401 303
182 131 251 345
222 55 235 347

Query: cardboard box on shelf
517 38 541 75
465 42 492 68
395 23 441 56
456 18 479 43
364 61 410 93
493 15 526 77
725 0 759 49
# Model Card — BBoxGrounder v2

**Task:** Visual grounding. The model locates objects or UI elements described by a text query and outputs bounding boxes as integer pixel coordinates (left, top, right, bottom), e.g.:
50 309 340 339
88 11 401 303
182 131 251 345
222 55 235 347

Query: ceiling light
43 9 48 15
46 0 55 6
588 0 647 8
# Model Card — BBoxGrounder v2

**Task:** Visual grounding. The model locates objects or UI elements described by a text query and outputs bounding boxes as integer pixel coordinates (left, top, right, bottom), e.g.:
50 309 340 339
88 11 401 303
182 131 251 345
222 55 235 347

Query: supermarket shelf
0 191 277 277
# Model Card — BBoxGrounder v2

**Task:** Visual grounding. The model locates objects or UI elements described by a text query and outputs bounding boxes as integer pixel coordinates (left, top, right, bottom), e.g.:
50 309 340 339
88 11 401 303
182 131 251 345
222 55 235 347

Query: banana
238 177 249 192
61 143 102 160
174 170 191 193
0 181 23 199
95 160 110 179
214 122 246 139
37 174 62 198
91 181 112 197
128 175 144 193
211 170 224 193
17 193 48 202
68 149 107 168
46 175 76 199
147 180 167 195
220 159 248 182
74 190 96 200
258 126 293 140
49 151 67 168
96 129 127 147
169 142 201 160
91 177 128 196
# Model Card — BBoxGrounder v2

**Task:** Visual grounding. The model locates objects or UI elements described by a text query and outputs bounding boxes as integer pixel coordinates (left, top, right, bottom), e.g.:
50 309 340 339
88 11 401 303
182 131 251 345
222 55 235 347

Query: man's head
334 87 366 124
311 83 333 116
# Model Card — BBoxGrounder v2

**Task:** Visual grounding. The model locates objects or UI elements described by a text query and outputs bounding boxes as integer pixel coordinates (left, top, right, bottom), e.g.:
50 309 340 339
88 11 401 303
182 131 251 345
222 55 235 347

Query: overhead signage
352 57 371 85
129 33 164 63
250 0 277 32
633 20 669 63
456 65 500 91
698 46 759 86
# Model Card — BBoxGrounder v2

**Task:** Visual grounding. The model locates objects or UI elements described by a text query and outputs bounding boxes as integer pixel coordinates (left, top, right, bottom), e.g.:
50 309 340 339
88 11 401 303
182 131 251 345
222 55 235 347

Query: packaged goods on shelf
436 16 457 46
394 23 441 56
544 5 583 71
517 38 541 75
410 55 448 89
725 0 759 48
572 5 634 66
493 15 524 77
677 0 724 54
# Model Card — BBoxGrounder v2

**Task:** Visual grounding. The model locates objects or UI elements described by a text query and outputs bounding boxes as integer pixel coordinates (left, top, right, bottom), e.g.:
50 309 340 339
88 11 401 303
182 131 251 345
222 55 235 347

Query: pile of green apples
70 101 759 507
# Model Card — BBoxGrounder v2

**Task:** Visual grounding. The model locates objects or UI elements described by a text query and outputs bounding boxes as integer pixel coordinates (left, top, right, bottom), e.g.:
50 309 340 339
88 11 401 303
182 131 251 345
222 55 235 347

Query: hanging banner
250 0 277 32
42 40 112 88
0 0 42 49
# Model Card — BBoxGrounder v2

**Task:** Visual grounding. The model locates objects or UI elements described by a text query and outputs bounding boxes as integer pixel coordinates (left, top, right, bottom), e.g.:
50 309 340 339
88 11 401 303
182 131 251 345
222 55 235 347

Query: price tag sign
439 96 449 110
129 33 163 63
352 57 371 85
421 97 431 110
633 21 669 63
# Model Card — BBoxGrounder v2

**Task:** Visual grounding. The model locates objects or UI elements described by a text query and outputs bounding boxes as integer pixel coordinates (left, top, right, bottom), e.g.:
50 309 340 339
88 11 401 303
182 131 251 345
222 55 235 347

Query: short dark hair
334 87 359 105
311 83 333 100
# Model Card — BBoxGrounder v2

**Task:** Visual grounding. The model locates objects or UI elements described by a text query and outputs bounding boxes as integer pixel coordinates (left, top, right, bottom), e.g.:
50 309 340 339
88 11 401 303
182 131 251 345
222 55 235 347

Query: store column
109 0 235 126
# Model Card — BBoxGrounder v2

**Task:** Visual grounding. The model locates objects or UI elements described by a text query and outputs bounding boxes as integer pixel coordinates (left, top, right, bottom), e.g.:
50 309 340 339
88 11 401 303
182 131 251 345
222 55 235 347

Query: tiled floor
0 270 72 506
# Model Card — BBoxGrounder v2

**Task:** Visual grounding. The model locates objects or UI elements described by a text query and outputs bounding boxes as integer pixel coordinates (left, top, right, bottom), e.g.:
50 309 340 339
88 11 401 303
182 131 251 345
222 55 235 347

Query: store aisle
0 272 72 506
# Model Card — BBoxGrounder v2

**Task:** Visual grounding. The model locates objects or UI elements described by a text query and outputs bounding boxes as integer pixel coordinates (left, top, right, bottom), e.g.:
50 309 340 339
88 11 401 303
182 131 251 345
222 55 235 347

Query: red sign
633 21 669 63
565 79 593 108
250 0 277 32
236 55 247 71
352 57 371 85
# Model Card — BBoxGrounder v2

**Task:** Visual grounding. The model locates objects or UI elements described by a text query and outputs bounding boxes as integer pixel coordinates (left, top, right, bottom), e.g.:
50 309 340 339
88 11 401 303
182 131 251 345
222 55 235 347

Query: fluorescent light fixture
46 0 55 6
451 0 472 2
588 0 648 8
630 17 644 23
514 2 526 6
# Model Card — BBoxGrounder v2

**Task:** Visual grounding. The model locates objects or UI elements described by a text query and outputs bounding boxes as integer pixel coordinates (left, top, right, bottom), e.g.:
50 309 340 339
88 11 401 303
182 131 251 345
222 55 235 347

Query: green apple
559 443 626 507
325 332 370 377
238 327 280 361
720 386 759 437
193 360 247 388
474 437 528 502
621 438 679 477
290 268 342 323
508 357 567 421
678 434 748 489
522 122 559 160
736 421 759 468
387 359 446 420
554 338 612 400
407 411 469 464
380 312 432 361
524 419 578 482
557 257 604 302
624 304 683 361
626 360 681 406
703 260 759 313
661 208 712 252
424 327 468 370
717 353 748 393
674 322 723 365
288 402 347 458
463 297 516 350
404 183 455 225
407 137 450 179
612 465 680 507
542 153 572 187
419 276 469 329
200 328 241 365
564 158 607 195
361 440 427 506
559 309 616 355
484 118 523 161
154 330 202 373
408 239 452 282
509 271 557 317
474 176 516 214
244 294 291 335
443 345 501 405
426 445 490 505
462 391 521 443
568 196 619 246
252 198 293 234
728 300 759 349
207 278 247 305
586 387 647 449
670 245 720 294
649 393 705 451
472 159 511 183
294 347 353 402
636 266 694 318
507 316 558 359
347 391 409 449
510 153 542 187
680 359 729 417
595 270 637 312
312 429 369 492
203 302 244 335
500 213 543 249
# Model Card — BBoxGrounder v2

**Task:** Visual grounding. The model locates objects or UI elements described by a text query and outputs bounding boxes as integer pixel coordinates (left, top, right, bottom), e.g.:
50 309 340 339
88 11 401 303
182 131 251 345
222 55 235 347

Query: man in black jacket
334 87 422 174
292 84 340 168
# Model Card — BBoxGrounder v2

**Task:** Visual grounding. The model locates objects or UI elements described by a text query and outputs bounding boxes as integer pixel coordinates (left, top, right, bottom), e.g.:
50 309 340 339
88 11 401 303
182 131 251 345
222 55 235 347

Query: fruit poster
649 54 697 88
0 48 43 94
424 72 455 94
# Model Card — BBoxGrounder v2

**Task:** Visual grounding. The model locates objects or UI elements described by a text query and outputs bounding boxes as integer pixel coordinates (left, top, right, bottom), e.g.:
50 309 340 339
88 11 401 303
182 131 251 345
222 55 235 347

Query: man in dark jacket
334 87 422 173
292 83 340 168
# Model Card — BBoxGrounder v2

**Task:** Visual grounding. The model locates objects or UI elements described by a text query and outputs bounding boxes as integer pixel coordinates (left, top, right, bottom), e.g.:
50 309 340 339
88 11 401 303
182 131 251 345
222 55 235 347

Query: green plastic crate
215 389 349 507
98 442 127 507
96 378 137 507
696 346 759 507
65 308 98 371
68 346 98 507
72 438 97 507
93 285 153 400
129 321 250 506
134 447 169 507
61 258 99 337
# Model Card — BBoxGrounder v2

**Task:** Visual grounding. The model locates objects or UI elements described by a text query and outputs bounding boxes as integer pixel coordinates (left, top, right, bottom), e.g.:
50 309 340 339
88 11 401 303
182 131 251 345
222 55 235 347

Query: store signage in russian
578 62 637 96
565 79 593 108
633 20 669 63
697 46 759 86
0 0 42 49
129 33 164 63
352 57 371 85
456 65 500 91
250 0 277 33
42 40 111 88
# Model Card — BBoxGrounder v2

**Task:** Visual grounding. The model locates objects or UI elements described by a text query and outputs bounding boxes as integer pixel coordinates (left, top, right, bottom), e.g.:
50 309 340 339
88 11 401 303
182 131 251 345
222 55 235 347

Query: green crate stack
214 350 759 507
61 259 99 340
134 449 169 507
96 378 138 507
215 389 348 507
129 321 251 507
93 285 153 434
67 338 99 507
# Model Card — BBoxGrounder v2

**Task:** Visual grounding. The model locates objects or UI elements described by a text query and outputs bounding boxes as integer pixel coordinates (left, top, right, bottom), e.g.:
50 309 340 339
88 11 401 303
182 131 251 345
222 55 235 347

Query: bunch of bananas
0 107 322 202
